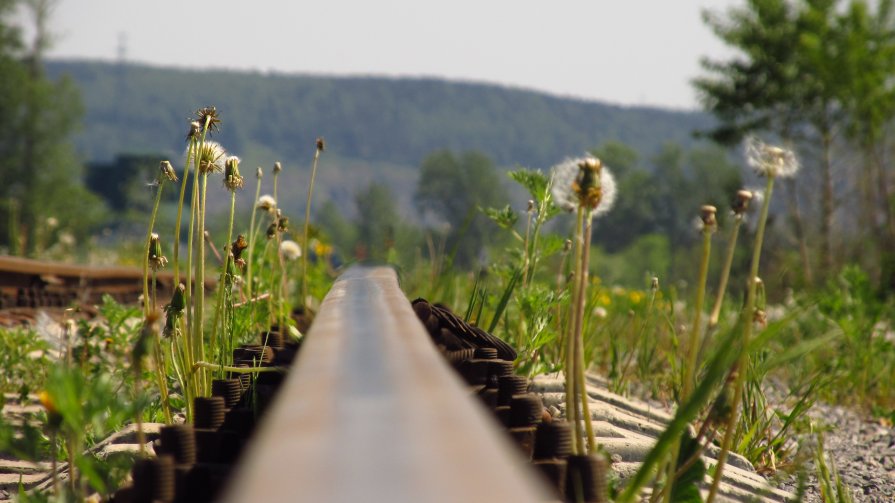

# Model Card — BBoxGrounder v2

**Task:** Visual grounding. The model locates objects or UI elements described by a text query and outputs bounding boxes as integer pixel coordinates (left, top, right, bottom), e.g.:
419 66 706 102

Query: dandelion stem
709 215 743 328
142 182 165 318
575 216 597 453
566 207 585 455
706 175 775 503
246 171 262 299
302 148 322 308
173 143 194 285
667 222 713 503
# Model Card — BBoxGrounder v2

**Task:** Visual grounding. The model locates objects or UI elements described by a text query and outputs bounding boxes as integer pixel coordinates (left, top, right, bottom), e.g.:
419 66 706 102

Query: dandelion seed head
279 240 302 260
187 141 227 174
745 136 799 178
257 194 276 213
194 106 222 135
550 157 617 219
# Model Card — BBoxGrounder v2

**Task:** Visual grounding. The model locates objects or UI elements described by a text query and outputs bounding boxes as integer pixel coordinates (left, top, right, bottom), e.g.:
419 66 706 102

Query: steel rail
222 266 552 503
0 256 213 309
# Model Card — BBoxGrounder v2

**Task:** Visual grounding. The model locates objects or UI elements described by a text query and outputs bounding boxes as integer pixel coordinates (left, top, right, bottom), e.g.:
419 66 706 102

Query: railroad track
0 264 789 502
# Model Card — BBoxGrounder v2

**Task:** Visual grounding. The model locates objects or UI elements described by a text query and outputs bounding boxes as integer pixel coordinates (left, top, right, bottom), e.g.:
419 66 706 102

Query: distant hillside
47 59 711 164
46 59 714 219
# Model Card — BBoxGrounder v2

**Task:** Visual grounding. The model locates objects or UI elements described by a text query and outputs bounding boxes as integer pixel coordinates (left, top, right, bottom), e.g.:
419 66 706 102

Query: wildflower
280 240 302 260
651 277 660 291
316 137 326 152
257 194 277 213
256 166 263 179
593 306 608 319
38 390 62 429
745 137 799 178
273 161 282 174
187 141 227 174
266 222 278 239
194 106 222 134
224 156 244 191
46 216 58 228
148 233 168 270
160 160 178 183
527 199 535 213
550 157 617 218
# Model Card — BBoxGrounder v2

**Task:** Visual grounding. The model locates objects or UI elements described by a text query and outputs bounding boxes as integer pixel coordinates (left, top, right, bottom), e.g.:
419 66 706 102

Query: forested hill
46 59 711 169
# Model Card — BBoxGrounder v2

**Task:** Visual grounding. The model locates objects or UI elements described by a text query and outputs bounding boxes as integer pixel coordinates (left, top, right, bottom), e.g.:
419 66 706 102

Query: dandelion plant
706 137 799 503
551 156 616 454
301 138 325 309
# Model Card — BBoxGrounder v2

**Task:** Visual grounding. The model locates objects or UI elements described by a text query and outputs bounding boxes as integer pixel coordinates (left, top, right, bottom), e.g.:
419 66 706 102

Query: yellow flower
598 293 612 306
629 291 644 305
37 390 56 415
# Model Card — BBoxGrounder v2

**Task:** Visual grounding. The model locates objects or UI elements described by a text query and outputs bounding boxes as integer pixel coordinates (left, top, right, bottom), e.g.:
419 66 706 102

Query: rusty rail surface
0 256 209 312
222 266 552 503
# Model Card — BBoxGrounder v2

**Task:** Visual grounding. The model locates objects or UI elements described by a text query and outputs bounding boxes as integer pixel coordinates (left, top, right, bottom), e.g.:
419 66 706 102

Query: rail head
222 266 552 503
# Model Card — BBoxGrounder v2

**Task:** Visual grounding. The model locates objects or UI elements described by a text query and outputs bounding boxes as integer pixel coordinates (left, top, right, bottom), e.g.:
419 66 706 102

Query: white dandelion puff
745 137 799 178
257 194 277 213
550 157 617 219
279 240 302 261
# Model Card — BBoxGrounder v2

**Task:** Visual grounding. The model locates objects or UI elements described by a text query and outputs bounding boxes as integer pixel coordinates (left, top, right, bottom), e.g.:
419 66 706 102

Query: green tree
0 0 103 256
415 150 508 267
355 182 401 262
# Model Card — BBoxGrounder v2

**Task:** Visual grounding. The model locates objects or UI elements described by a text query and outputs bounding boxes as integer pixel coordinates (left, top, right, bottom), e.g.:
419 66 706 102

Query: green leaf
481 205 518 231
508 169 549 202
670 430 705 503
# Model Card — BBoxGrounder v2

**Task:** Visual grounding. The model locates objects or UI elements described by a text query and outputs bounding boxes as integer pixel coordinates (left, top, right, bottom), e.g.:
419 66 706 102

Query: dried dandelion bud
195 106 222 134
163 283 186 338
186 121 202 141
527 199 535 213
266 222 278 239
148 233 168 270
277 215 290 233
563 239 572 253
651 276 660 291
316 137 326 152
224 156 245 191
732 190 753 216
574 157 603 209
273 161 282 174
700 205 717 232
231 234 249 261
256 166 263 179
160 160 178 183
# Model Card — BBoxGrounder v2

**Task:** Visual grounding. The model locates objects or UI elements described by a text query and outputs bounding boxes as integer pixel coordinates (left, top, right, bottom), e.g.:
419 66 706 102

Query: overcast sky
26 0 741 110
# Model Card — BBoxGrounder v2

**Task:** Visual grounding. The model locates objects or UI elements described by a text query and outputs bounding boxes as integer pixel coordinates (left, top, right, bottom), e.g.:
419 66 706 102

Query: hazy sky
28 0 741 110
